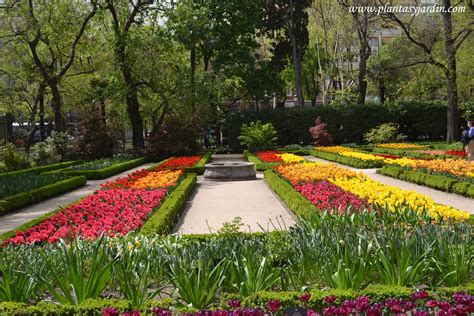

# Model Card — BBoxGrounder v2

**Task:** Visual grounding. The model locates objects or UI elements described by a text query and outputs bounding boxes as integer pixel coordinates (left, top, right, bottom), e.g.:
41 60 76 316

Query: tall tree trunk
356 45 370 105
39 91 45 141
190 45 196 113
126 86 145 148
379 78 385 104
442 0 460 143
100 100 107 127
49 80 64 132
6 113 14 142
289 0 304 107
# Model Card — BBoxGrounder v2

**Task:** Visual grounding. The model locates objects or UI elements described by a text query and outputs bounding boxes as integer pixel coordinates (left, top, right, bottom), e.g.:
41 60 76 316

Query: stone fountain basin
204 162 256 181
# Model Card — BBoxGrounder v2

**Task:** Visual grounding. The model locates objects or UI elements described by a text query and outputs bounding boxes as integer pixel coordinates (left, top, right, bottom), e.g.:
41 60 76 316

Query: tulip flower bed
153 156 202 171
378 143 430 150
3 188 168 245
384 157 474 180
276 162 470 220
2 166 187 245
256 151 305 163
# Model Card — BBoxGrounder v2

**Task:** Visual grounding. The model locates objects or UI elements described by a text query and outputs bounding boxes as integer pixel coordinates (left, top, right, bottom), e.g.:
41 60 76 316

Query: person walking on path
463 120 474 161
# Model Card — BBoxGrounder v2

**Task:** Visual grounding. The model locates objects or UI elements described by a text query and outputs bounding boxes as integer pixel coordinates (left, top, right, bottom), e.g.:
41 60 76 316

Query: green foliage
228 251 281 296
224 102 464 149
363 123 401 144
38 237 114 305
371 238 431 286
29 141 61 166
48 157 146 180
167 257 227 309
1 143 30 171
0 160 81 178
238 121 278 151
0 176 86 216
113 239 165 309
140 173 197 235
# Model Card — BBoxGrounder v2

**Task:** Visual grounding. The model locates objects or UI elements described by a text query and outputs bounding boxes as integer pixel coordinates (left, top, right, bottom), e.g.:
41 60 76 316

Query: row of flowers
256 151 305 163
3 156 202 245
377 143 430 150
385 157 474 179
102 291 473 316
314 146 473 179
276 162 470 221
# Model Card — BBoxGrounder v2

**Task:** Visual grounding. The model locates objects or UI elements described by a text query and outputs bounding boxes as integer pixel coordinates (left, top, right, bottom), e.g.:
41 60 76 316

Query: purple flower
324 295 337 304
266 300 281 313
228 300 242 309
366 303 383 316
413 310 429 316
411 291 429 301
299 292 311 303
103 307 119 316
122 311 140 316
355 296 370 312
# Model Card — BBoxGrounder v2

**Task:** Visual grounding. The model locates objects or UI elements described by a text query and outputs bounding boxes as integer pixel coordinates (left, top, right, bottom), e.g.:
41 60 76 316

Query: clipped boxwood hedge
244 150 281 171
47 157 147 180
1 283 472 315
140 173 197 235
378 165 474 198
264 169 316 219
0 176 87 216
185 151 213 174
0 160 82 178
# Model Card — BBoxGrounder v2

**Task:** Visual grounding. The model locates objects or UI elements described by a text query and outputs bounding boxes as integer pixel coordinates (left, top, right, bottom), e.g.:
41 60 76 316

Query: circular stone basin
204 162 256 181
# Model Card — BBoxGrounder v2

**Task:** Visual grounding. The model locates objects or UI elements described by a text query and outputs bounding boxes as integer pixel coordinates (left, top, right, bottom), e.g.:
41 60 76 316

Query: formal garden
0 0 473 315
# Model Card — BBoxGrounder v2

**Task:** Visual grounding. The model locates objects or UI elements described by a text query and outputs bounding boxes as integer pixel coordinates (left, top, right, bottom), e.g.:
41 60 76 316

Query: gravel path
174 154 296 234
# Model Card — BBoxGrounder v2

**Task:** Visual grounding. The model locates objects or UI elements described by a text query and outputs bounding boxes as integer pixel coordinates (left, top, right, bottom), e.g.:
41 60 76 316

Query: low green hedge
378 165 474 198
234 283 474 310
185 151 213 174
140 173 197 236
310 150 384 168
0 160 82 178
2 283 472 315
243 150 281 171
264 169 316 219
48 157 147 180
0 176 87 216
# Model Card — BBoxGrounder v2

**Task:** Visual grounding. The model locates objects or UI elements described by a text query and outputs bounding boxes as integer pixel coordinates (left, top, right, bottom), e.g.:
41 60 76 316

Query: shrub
1 143 31 171
74 106 115 160
146 115 201 158
310 117 333 146
29 141 61 166
363 123 399 144
238 121 278 151
48 131 71 160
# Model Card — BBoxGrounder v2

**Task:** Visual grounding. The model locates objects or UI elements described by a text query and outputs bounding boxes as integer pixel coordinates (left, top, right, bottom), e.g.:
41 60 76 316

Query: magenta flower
228 300 242 309
299 293 311 303
411 291 429 301
324 295 337 304
103 307 119 316
266 300 281 313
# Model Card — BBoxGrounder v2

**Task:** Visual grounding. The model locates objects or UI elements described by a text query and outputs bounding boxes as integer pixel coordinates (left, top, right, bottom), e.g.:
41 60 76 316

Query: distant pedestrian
463 120 474 161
